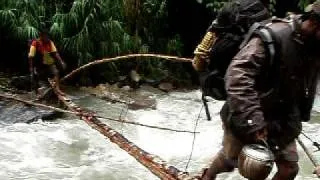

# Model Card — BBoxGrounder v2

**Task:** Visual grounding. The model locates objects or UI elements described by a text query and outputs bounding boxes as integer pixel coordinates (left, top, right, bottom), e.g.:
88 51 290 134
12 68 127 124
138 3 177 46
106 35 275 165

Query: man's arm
52 52 66 68
28 41 37 72
50 41 66 69
225 37 268 137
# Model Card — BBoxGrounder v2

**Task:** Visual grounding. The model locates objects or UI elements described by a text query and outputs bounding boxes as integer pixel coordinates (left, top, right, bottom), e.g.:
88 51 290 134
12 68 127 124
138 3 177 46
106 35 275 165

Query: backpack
199 0 272 101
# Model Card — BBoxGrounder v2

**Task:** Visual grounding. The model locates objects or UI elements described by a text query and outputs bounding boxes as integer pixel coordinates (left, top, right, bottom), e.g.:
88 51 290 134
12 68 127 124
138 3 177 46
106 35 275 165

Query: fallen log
61 53 192 82
48 80 198 180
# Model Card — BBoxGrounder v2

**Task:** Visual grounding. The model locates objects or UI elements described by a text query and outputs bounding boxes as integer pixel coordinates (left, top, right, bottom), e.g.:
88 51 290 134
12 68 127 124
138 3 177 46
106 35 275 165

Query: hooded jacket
221 15 320 148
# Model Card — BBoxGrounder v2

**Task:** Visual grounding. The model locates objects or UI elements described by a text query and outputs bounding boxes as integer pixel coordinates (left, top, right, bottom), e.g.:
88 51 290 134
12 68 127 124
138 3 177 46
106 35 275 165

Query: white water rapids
0 87 320 180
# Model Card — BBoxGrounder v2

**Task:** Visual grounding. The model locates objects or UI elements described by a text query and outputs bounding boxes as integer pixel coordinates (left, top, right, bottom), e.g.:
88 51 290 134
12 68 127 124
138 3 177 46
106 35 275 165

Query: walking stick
297 136 319 167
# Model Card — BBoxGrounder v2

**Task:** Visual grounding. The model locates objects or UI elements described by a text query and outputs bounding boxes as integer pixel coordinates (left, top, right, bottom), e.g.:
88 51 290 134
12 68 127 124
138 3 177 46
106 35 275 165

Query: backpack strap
255 26 276 66
239 21 277 66
239 22 262 49
245 15 297 66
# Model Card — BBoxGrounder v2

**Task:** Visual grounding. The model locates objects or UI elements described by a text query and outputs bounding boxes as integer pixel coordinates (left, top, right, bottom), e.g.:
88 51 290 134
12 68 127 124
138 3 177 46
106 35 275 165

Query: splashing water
0 88 320 180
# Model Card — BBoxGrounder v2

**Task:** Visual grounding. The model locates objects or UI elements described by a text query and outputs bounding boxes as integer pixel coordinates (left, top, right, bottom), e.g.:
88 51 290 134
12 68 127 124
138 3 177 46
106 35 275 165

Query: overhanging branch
61 53 192 82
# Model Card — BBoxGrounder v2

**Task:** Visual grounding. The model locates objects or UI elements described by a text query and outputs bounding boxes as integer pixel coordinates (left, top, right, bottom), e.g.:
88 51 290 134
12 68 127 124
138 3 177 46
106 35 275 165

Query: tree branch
61 53 192 82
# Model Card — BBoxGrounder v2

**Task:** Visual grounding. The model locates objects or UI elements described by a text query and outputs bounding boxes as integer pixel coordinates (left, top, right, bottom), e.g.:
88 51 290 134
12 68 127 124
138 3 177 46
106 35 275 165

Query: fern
0 0 185 82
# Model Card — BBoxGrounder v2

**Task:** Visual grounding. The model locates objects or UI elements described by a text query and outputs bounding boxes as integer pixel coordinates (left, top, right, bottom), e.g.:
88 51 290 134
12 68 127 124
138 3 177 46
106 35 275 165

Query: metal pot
238 144 275 180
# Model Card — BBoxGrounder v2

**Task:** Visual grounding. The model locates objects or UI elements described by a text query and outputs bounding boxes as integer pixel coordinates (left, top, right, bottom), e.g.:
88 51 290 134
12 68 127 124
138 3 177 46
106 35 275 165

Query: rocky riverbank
0 72 198 124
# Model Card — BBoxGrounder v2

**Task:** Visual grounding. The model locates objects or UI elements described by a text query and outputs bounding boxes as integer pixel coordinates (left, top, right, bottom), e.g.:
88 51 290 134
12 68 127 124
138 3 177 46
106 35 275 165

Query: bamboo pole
61 54 193 82
47 80 197 180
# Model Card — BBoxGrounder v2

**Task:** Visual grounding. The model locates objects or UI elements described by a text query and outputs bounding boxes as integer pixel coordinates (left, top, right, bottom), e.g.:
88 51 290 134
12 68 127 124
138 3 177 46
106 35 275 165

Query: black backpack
199 0 272 101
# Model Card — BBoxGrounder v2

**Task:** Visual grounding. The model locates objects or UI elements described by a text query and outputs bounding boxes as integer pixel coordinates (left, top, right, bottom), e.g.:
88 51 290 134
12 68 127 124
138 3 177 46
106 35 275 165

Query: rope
119 90 130 134
185 104 203 171
297 137 319 167
48 80 193 179
0 93 199 134
301 131 320 151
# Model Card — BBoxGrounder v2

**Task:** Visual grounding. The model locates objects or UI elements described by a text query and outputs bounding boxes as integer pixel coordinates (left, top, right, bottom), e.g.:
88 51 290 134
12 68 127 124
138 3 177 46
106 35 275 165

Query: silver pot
238 144 275 180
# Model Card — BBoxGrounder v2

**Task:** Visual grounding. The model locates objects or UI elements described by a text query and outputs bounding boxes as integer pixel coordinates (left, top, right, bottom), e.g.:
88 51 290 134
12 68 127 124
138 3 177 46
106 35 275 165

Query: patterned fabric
28 40 57 65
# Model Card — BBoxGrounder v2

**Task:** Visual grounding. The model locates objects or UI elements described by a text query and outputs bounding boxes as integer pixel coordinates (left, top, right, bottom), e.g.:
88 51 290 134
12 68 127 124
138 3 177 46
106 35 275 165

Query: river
0 86 319 180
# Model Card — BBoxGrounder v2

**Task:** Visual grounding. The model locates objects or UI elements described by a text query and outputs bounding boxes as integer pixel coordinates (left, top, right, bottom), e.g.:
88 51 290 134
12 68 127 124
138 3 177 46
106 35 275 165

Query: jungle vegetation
0 0 316 86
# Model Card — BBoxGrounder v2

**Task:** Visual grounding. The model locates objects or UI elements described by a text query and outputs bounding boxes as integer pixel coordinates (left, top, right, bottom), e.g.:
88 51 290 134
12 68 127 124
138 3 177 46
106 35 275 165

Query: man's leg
50 64 64 95
272 141 299 180
32 67 47 98
32 68 41 94
202 125 243 180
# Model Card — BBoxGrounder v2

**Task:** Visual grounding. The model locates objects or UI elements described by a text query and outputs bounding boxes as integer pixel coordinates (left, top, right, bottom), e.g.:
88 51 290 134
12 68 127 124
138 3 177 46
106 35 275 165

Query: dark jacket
221 16 320 149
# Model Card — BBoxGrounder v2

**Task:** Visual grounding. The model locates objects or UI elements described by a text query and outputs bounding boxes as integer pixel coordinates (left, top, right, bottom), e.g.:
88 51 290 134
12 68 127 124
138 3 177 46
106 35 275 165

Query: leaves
0 0 185 82
298 0 316 10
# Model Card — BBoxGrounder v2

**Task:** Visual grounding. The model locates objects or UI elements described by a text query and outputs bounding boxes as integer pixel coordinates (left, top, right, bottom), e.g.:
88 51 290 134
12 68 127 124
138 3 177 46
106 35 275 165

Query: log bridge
48 80 199 180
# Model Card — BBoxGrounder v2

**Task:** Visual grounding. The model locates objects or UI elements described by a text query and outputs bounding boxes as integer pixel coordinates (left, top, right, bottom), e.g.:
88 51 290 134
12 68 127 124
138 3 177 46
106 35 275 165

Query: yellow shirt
28 40 57 65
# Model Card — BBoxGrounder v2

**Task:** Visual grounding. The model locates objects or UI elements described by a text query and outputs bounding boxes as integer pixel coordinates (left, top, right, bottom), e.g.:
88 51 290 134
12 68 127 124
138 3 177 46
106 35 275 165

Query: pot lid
242 144 275 162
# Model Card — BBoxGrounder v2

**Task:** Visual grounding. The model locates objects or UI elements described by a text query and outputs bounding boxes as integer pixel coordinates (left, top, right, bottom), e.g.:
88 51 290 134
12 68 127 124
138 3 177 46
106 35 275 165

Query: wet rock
128 98 156 110
81 84 157 110
9 76 32 91
158 82 175 92
143 79 160 87
121 85 131 91
129 70 141 82
0 99 62 124
96 84 107 91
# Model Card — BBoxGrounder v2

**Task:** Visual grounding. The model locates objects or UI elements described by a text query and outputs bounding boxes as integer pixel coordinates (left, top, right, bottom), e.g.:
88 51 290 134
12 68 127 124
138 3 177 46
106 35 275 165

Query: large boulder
82 84 157 110
158 82 175 92
0 98 62 124
9 76 32 91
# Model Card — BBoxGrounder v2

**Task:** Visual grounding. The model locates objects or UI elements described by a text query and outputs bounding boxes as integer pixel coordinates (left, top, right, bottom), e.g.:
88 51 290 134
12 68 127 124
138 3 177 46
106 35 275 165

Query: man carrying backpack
193 0 320 179
28 29 66 96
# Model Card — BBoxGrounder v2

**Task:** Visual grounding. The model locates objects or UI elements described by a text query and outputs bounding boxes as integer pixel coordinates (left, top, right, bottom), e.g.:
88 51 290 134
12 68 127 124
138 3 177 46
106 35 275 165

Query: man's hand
313 166 320 178
192 54 207 72
255 127 268 141
52 52 66 70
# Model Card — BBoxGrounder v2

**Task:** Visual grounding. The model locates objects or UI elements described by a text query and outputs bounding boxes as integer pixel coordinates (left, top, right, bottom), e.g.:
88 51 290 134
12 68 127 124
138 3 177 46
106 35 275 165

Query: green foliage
196 0 227 14
0 0 43 40
268 0 276 15
0 0 186 84
298 0 316 10
1 0 318 85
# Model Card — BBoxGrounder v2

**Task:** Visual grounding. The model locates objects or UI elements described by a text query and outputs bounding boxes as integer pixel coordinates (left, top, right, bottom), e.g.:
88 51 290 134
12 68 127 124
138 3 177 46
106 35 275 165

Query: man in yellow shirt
28 29 66 96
